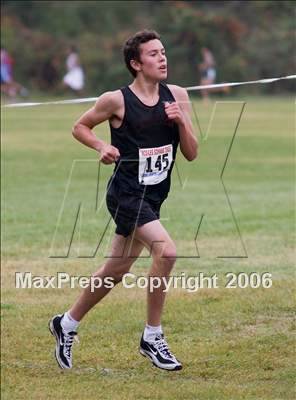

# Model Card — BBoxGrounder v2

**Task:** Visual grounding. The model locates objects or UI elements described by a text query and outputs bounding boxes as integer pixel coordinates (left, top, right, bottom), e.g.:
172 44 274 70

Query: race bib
138 144 173 185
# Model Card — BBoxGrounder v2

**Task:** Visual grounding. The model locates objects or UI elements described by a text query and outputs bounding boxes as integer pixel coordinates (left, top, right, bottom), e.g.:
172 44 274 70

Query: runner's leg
69 233 144 321
134 220 177 326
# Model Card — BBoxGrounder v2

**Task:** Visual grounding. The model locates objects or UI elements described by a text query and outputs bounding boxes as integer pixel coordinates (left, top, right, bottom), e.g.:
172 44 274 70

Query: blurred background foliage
1 0 295 95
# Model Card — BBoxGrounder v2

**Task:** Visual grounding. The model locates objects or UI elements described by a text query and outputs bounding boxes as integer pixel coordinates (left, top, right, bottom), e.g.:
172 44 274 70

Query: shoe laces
64 331 79 358
153 334 173 358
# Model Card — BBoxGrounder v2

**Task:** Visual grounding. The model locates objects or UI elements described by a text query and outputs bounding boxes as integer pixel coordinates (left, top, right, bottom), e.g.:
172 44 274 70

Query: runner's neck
129 79 159 105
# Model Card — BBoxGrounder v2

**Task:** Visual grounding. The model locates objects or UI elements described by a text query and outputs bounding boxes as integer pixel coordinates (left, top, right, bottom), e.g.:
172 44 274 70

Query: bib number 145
145 153 169 173
138 144 173 185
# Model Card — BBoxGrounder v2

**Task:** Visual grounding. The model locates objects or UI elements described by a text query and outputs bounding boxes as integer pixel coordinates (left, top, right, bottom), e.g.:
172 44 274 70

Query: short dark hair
123 30 161 77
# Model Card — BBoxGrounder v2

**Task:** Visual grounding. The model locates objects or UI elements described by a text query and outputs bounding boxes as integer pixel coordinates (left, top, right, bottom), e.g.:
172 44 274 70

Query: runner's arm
72 91 120 164
166 85 198 161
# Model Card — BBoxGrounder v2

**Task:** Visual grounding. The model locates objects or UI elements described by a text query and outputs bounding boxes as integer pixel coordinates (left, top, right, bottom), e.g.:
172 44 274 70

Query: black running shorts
106 182 162 237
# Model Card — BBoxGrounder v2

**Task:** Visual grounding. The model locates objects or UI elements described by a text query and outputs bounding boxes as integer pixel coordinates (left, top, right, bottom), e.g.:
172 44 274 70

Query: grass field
1 95 295 400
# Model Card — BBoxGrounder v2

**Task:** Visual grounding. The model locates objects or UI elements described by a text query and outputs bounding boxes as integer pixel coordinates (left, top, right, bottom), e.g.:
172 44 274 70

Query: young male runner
49 30 198 371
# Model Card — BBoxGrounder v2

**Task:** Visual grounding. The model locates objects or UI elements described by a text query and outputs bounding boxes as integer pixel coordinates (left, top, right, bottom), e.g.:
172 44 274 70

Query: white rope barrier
186 74 296 91
2 74 295 108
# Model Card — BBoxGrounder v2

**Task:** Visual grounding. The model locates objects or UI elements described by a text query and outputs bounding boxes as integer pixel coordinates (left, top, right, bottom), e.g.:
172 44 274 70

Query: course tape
185 74 296 91
3 74 295 108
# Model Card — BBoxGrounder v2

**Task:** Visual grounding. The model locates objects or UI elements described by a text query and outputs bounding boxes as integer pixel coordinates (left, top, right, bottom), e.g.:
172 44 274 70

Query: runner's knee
153 242 177 270
102 259 134 283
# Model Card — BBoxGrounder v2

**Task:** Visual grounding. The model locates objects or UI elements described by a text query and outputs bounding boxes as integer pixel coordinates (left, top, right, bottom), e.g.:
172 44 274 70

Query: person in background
1 48 28 99
198 47 216 102
198 47 229 103
62 46 85 95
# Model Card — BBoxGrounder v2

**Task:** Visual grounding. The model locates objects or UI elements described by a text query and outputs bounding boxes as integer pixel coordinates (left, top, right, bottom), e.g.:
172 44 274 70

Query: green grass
1 95 295 399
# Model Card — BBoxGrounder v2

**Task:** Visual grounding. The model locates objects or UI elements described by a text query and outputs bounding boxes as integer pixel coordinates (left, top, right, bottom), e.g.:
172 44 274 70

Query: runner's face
137 39 167 81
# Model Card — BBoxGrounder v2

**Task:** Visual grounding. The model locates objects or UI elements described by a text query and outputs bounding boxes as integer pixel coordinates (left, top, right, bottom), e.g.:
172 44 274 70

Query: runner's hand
164 101 185 125
99 144 120 164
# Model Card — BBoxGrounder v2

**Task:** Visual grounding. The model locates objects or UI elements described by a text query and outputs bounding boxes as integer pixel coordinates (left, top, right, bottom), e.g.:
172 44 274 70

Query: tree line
1 0 295 95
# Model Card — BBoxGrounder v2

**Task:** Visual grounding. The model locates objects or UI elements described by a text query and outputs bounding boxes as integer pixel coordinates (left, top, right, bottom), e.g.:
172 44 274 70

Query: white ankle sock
144 324 163 342
61 311 79 332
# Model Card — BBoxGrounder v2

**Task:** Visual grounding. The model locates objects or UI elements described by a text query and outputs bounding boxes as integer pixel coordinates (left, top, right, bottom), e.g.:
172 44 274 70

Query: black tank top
109 82 180 202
